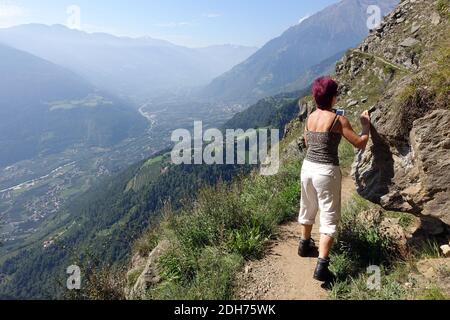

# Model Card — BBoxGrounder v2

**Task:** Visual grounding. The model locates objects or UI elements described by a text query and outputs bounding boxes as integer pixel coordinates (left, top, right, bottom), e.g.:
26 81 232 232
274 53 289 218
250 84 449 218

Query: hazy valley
2 0 449 301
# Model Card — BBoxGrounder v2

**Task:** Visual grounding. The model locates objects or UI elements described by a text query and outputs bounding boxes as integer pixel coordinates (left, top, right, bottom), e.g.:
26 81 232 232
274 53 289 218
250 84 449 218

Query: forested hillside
223 89 308 132
0 150 250 298
0 44 147 166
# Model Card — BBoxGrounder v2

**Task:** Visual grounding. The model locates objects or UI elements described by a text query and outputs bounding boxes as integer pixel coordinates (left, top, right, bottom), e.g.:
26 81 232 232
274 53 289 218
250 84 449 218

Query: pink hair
312 76 339 109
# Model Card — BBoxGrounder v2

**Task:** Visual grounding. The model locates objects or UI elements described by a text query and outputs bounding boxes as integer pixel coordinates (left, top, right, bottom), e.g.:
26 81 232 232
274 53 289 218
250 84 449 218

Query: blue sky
0 0 339 47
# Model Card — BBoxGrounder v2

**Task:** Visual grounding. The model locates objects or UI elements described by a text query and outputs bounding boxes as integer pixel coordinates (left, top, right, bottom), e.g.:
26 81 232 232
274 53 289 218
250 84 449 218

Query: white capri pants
298 160 342 237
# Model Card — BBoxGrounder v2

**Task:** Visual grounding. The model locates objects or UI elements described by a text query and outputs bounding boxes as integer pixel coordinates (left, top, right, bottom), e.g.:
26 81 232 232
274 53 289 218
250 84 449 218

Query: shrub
158 245 197 285
127 267 144 288
330 268 406 300
147 159 301 299
64 264 127 300
383 64 396 76
229 225 266 259
132 228 160 257
330 196 407 300
333 196 400 270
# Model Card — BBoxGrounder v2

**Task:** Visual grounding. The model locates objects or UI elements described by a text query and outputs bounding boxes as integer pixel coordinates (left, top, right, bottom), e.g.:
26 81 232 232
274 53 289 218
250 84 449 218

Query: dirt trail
236 175 356 300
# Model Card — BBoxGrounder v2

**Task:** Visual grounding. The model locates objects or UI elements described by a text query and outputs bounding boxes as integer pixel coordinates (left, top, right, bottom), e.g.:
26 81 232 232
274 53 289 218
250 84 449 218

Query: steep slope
124 0 450 301
202 0 399 104
0 24 257 101
0 44 147 167
0 149 250 299
330 0 450 227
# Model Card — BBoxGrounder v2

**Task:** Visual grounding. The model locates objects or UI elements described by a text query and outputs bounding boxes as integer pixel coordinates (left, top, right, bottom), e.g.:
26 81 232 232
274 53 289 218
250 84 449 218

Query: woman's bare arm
304 124 309 148
340 111 371 150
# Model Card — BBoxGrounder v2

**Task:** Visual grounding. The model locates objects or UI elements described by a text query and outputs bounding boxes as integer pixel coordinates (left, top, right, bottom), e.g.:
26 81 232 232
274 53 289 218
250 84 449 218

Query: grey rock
376 25 385 33
127 240 171 300
354 109 450 225
400 37 420 47
411 24 420 34
441 245 450 257
348 100 359 108
431 13 441 25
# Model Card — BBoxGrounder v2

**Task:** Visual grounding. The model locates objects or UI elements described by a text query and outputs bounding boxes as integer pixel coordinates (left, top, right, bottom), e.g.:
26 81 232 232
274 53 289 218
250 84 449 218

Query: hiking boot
314 258 336 283
298 238 316 257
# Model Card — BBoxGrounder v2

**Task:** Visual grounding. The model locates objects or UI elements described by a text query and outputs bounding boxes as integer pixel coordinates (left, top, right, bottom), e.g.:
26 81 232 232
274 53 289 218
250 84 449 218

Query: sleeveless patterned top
305 115 342 166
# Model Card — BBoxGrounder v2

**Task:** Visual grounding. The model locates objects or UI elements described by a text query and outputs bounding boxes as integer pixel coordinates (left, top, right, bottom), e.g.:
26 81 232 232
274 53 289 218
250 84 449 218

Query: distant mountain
0 44 147 166
202 0 398 104
0 24 257 102
195 44 259 76
281 51 347 93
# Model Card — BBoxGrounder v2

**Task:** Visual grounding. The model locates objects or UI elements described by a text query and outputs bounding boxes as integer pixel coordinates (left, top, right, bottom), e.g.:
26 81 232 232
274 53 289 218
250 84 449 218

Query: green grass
329 196 450 300
127 267 144 288
437 0 449 17
383 64 396 76
329 196 410 300
140 159 302 300
415 239 442 259
418 286 449 300
385 211 416 229
132 226 161 257
330 266 407 300
339 141 356 172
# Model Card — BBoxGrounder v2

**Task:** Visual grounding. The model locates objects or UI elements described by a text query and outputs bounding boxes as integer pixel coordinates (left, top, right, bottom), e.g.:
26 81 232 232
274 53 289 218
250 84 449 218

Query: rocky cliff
332 0 449 227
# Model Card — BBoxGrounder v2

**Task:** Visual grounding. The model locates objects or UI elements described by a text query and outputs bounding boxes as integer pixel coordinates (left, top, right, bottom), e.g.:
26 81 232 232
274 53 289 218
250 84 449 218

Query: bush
330 196 407 299
229 225 266 259
330 268 406 300
65 264 127 300
333 196 400 270
145 160 301 299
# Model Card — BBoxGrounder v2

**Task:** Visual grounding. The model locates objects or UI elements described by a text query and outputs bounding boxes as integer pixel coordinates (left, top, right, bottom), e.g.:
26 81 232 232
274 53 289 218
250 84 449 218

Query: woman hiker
298 76 371 283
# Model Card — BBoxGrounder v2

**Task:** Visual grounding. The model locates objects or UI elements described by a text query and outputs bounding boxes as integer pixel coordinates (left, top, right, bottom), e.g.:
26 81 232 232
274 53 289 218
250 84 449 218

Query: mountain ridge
0 43 147 166
0 24 258 101
201 0 399 104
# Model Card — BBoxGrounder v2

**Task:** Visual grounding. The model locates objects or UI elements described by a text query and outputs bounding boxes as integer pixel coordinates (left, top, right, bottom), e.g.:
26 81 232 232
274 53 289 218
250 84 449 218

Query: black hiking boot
298 238 316 257
314 258 336 283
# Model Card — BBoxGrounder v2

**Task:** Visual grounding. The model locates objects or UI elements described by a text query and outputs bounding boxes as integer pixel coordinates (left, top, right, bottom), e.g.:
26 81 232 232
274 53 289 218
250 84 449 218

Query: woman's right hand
341 112 370 150
360 110 371 127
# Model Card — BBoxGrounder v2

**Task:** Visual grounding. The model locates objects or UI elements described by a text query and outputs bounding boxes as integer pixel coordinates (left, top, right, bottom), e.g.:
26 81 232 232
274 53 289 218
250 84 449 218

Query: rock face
334 0 450 227
354 109 450 225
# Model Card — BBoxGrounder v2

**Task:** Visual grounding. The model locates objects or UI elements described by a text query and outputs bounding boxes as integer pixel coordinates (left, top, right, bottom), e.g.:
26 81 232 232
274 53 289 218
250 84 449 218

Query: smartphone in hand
335 109 346 117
